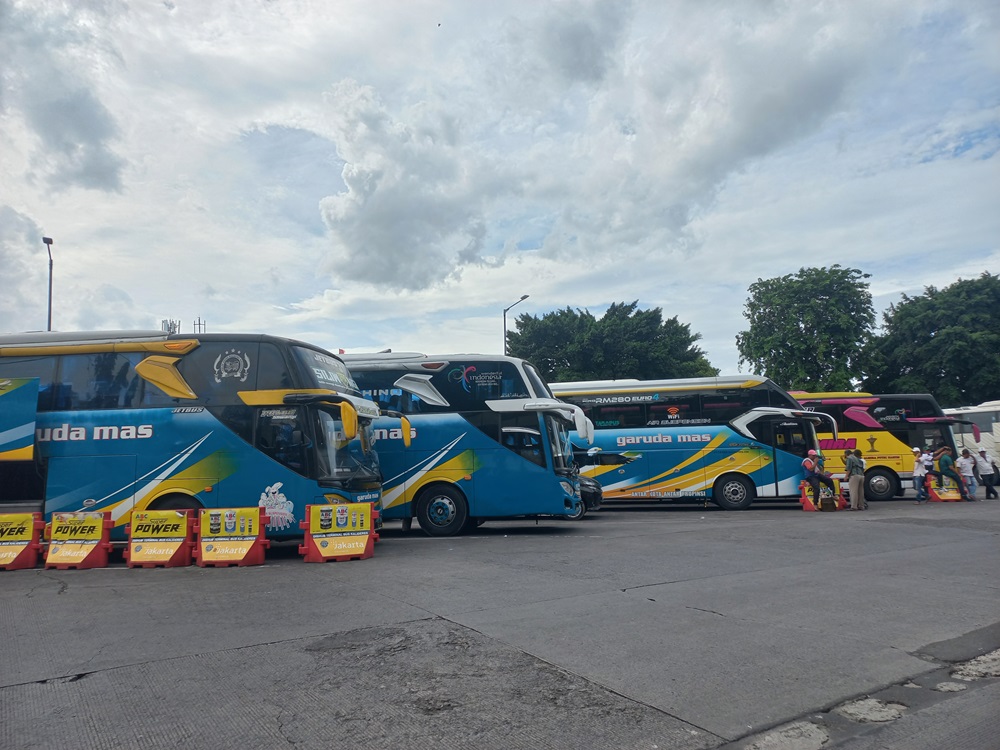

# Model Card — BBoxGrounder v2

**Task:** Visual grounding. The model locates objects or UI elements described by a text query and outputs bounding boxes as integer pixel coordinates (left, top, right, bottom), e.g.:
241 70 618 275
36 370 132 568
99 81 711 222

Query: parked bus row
0 332 600 540
2 330 975 540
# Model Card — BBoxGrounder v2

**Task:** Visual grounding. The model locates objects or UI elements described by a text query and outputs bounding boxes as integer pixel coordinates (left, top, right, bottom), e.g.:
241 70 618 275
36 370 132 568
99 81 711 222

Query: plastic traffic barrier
926 475 964 502
299 503 376 562
798 481 817 511
799 480 848 511
44 511 113 570
125 509 196 568
194 507 270 567
0 512 45 571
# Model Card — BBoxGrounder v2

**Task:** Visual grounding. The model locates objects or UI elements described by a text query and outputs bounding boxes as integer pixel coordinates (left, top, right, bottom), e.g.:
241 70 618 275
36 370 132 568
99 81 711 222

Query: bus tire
415 485 468 537
713 474 754 510
566 500 587 520
864 468 897 502
149 493 202 512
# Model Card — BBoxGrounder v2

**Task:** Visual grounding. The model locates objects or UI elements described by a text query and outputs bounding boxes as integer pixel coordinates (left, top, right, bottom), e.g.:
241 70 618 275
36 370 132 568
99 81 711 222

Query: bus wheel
864 468 897 502
713 474 754 510
415 485 468 537
150 494 202 511
566 500 587 521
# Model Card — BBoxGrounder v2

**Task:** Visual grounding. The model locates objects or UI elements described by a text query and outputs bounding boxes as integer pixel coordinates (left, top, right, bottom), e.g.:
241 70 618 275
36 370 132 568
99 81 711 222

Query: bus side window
595 405 646 428
175 342 262 405
256 407 309 475
0 357 57 411
256 343 292 390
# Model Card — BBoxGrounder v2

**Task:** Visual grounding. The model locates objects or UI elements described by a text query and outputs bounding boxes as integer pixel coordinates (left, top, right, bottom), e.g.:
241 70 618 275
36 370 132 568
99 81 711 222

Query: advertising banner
0 513 42 569
196 507 269 566
126 509 193 567
45 511 112 569
299 503 374 562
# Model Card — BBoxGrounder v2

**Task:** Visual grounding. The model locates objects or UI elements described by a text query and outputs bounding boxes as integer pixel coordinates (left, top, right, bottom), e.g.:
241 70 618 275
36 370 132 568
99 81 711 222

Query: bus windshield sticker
449 365 503 392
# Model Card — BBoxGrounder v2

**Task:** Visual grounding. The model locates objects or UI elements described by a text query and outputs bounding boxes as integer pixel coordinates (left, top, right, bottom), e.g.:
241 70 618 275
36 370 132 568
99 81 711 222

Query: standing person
912 447 929 503
939 447 972 501
802 449 836 506
975 448 998 499
845 449 866 510
957 449 978 499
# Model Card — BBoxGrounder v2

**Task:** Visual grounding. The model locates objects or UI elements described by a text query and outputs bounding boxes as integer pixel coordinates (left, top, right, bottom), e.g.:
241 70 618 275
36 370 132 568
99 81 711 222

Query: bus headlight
559 480 578 498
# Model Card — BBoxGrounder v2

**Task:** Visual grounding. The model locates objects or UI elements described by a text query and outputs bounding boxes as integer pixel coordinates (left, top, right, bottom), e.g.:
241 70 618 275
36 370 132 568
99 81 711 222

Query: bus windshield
314 407 380 485
546 414 574 473
293 346 360 393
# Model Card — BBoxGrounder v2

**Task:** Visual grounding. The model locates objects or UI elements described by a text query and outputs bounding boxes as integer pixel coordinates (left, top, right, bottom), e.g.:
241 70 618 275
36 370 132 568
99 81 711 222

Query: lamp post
42 237 54 331
502 294 529 355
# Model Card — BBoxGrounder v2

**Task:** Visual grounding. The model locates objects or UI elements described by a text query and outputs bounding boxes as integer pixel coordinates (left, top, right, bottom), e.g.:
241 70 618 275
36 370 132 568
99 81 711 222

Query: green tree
736 265 874 390
863 272 1000 407
507 301 718 382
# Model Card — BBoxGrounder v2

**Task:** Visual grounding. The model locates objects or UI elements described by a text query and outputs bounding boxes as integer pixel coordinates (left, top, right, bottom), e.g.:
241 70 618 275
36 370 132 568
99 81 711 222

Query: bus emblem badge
214 350 251 383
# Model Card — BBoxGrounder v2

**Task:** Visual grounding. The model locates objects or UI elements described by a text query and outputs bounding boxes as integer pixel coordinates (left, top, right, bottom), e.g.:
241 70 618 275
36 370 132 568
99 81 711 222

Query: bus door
744 417 810 497
906 418 973 454
0 378 45 514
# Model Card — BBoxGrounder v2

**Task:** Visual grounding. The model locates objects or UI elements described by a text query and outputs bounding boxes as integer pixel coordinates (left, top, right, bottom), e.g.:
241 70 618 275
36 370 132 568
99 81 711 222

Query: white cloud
1 0 997 378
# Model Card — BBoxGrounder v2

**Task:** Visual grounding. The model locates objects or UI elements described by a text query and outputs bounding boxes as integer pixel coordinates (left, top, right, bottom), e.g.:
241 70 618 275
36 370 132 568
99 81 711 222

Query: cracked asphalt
2 497 999 749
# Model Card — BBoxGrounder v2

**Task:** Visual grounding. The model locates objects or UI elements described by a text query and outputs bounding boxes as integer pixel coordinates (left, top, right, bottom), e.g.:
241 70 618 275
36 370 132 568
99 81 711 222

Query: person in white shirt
975 448 998 499
956 449 977 499
911 447 929 503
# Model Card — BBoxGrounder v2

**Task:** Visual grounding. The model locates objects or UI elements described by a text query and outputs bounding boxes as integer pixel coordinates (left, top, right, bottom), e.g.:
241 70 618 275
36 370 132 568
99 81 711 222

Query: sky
1 0 998 376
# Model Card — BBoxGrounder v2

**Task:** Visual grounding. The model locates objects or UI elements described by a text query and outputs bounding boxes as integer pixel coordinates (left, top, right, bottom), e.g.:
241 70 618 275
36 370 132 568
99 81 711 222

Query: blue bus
550 376 836 510
343 352 594 535
0 330 396 540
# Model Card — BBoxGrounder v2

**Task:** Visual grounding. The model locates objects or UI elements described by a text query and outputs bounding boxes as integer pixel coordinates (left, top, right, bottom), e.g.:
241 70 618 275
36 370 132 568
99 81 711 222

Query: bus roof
342 352 521 364
0 330 349 364
791 391 875 399
944 401 1000 412
550 375 772 394
0 330 167 347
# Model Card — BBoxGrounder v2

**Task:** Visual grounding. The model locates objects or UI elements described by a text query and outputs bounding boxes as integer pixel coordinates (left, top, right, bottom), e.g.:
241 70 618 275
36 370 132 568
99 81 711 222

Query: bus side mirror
340 402 358 440
401 416 412 448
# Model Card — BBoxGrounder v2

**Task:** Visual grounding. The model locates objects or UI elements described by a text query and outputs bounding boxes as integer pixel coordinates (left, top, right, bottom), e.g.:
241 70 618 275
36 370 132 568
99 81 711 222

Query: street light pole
502 294 529 355
42 237 54 331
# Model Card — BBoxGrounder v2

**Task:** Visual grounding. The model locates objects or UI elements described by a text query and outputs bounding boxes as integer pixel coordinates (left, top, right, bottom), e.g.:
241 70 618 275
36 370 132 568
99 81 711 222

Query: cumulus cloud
0 0 996 372
0 2 126 192
311 1 941 292
0 207 47 331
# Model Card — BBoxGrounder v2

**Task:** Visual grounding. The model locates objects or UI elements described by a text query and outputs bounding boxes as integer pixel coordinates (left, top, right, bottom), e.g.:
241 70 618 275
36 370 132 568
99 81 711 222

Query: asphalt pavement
2 495 999 750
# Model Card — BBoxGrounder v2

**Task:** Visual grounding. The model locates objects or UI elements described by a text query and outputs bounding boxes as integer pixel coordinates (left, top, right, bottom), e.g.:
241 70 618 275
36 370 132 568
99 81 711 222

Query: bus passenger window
256 407 310 476
501 429 546 468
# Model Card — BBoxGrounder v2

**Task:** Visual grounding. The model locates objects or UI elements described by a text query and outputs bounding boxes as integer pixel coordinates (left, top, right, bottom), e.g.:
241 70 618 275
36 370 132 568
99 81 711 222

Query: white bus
944 401 1000 456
